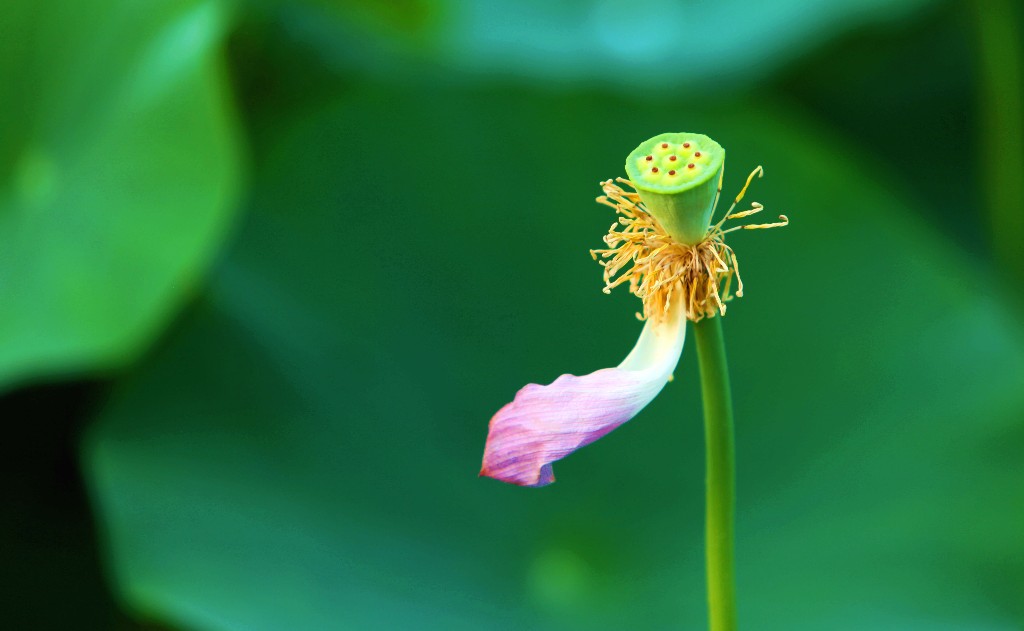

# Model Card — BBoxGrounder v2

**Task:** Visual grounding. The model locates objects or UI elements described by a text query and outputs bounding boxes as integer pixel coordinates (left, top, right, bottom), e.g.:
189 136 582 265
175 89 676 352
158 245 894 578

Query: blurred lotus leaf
85 82 1023 630
293 0 939 90
0 0 242 388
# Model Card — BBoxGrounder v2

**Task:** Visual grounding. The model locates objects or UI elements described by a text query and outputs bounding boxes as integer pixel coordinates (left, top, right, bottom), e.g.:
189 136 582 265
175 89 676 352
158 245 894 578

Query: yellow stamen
591 169 786 322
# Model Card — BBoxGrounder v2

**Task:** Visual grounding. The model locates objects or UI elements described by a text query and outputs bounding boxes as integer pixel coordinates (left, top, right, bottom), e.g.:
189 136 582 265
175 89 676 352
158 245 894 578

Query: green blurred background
2 0 1023 629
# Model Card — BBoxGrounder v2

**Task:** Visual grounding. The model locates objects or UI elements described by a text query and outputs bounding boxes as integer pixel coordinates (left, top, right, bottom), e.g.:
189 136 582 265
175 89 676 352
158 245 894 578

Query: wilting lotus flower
480 132 786 487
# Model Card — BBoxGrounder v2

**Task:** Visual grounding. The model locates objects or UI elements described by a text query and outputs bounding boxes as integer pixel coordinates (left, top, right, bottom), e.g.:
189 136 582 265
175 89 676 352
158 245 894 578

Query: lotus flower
480 133 785 487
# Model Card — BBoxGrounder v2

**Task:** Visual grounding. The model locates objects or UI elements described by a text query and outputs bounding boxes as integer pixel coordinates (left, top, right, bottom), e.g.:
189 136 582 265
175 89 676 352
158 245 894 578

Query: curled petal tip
480 303 685 487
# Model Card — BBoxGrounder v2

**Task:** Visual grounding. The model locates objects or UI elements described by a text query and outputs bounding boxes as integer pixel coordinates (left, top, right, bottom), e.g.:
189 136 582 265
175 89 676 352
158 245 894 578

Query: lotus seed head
624 132 726 245
625 132 724 195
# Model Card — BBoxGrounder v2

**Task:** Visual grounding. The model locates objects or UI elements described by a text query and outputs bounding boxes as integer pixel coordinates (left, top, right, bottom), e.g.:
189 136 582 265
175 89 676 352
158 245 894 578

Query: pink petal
480 304 686 487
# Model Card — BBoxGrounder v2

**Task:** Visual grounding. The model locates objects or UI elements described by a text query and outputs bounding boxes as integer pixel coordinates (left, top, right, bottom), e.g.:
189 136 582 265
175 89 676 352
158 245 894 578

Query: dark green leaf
86 84 1024 630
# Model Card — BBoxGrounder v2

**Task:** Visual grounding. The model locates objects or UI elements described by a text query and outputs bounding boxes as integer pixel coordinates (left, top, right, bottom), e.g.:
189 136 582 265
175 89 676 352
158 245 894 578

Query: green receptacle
625 132 725 246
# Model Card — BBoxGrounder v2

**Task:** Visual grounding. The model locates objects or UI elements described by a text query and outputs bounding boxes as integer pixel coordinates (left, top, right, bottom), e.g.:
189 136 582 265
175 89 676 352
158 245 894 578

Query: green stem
693 316 737 631
972 0 1024 282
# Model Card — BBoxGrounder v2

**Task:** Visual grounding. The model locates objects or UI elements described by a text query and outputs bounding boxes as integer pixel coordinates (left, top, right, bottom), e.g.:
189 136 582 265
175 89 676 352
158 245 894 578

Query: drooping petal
480 300 686 487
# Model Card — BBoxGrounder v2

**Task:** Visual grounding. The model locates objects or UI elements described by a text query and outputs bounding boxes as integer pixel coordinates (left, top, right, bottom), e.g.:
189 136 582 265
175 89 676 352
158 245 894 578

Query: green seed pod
624 132 725 246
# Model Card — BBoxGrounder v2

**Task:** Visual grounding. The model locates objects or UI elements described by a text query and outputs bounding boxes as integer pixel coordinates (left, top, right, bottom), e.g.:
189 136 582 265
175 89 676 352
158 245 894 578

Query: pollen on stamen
594 168 785 323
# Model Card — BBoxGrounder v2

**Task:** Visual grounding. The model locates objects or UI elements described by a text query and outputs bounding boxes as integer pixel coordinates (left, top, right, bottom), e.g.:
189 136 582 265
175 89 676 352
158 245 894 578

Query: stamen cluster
591 174 786 322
